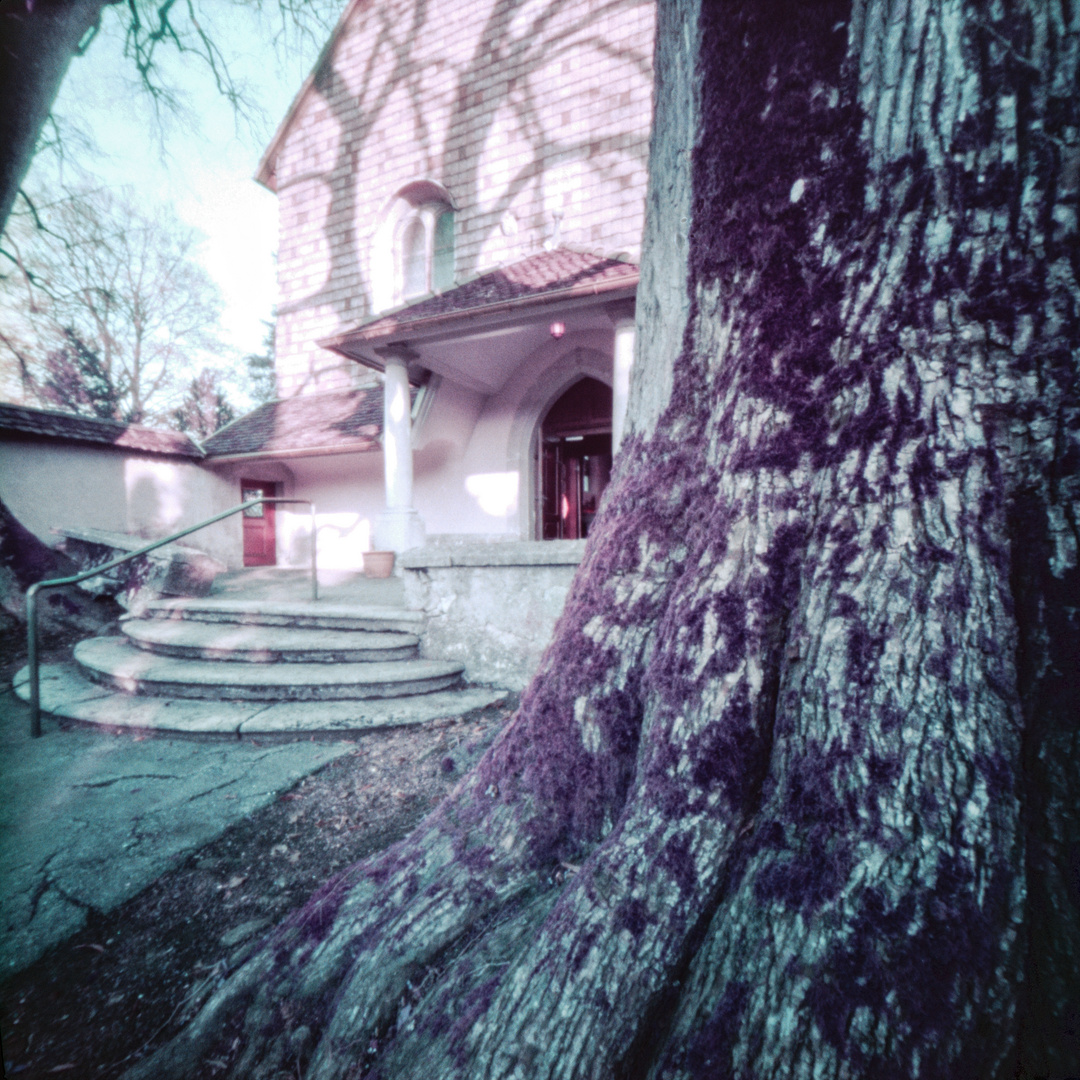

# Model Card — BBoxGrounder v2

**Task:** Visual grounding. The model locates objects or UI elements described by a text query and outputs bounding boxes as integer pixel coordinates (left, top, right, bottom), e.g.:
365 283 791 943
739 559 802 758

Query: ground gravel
0 641 515 1079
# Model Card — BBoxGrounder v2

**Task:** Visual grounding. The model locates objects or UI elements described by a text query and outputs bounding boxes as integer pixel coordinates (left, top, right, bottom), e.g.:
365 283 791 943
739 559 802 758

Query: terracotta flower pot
363 550 395 578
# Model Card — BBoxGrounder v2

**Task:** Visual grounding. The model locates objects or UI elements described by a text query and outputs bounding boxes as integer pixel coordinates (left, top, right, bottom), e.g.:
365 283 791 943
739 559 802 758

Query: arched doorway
538 377 612 539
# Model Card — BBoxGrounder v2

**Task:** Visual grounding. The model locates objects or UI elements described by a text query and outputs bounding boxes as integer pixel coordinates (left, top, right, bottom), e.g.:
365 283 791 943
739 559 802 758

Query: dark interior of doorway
539 378 612 540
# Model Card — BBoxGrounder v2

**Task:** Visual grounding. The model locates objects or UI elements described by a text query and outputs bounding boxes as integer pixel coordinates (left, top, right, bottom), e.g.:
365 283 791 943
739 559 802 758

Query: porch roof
0 402 203 458
203 388 382 461
320 248 638 367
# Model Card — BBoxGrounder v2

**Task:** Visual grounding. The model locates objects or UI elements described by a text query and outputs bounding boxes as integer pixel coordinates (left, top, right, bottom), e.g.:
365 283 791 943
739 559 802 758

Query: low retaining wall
400 540 586 690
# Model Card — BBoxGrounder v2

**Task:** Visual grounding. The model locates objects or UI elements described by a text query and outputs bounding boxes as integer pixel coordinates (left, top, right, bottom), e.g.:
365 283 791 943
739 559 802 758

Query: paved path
0 685 353 976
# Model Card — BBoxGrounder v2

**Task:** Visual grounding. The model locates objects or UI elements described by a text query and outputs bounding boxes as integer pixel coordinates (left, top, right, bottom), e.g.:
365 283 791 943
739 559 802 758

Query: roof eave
254 0 370 192
319 272 639 370
205 443 379 463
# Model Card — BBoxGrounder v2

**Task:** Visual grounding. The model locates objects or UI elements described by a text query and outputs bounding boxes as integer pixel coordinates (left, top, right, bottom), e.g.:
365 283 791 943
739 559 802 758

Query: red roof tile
203 388 382 458
328 249 638 345
0 402 204 458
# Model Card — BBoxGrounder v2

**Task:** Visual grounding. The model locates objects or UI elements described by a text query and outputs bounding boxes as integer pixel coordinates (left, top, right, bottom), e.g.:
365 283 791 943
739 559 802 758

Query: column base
373 508 426 553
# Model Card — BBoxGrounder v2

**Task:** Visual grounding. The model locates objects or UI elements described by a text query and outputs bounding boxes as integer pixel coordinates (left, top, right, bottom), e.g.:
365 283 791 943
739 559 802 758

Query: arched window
395 203 455 301
370 182 457 313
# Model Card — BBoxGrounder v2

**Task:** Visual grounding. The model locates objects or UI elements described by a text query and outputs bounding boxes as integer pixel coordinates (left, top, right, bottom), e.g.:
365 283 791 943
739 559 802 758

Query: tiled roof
333 249 639 344
203 388 382 458
0 402 204 458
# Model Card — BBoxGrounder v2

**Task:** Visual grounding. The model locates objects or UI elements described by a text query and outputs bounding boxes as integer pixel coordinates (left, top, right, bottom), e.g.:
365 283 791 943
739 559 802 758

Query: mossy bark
125 0 1079 1077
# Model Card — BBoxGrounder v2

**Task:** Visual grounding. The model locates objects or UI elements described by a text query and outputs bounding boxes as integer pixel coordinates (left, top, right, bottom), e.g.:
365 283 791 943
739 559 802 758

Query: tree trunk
0 0 111 232
125 0 1080 1077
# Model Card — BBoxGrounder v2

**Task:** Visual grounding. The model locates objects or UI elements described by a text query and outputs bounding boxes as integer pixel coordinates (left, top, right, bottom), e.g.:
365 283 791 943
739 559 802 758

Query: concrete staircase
15 570 507 736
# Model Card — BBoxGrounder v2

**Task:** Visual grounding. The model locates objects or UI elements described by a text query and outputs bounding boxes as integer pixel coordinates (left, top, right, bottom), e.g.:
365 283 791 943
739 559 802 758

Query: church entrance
538 378 612 540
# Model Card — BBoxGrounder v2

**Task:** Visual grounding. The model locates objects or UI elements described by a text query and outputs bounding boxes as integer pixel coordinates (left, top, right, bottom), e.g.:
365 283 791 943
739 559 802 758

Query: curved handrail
24 498 317 738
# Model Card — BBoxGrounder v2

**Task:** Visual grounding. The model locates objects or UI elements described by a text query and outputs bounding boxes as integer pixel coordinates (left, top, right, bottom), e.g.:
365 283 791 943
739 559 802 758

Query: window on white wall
370 182 457 313
396 203 455 301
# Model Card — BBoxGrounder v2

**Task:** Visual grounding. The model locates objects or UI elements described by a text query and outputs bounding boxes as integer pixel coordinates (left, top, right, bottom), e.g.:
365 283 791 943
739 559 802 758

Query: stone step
139 597 424 633
122 619 420 664
14 662 507 735
74 637 464 701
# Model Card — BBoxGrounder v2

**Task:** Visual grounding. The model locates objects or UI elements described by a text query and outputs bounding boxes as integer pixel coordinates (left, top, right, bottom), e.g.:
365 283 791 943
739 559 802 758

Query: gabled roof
202 388 382 460
0 402 204 458
321 249 639 358
255 0 367 191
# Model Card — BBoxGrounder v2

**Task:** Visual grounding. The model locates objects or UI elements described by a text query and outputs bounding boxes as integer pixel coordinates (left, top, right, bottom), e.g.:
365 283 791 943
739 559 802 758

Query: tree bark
125 0 1080 1077
0 0 111 231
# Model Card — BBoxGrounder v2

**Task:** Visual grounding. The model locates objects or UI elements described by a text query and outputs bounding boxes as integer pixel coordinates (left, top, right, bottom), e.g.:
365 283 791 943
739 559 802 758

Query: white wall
409 329 615 540
272 453 384 570
0 440 242 566
183 328 617 569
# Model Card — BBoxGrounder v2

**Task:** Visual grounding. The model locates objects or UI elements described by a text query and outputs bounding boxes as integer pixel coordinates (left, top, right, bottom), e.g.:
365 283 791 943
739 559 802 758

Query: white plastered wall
411 328 615 540
269 453 383 570
0 440 242 566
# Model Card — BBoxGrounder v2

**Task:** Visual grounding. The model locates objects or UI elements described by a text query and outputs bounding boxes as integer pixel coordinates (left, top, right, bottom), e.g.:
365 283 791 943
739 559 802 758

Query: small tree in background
0 185 229 425
37 326 124 419
172 368 237 440
244 315 277 404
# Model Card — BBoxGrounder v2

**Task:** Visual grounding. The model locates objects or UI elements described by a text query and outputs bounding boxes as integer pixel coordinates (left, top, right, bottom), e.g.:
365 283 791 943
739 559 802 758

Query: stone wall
266 0 656 398
400 539 586 689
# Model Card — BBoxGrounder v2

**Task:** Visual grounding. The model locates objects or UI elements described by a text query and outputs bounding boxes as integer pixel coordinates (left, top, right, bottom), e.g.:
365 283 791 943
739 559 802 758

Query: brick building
205 0 656 567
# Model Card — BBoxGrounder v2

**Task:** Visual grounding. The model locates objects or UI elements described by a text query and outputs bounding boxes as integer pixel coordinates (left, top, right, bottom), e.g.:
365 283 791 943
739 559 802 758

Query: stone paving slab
123 619 420 663
14 663 508 735
141 597 423 631
0 689 353 976
72 637 465 700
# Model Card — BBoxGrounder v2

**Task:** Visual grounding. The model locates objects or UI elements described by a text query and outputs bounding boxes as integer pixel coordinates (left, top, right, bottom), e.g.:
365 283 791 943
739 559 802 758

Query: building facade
206 0 656 566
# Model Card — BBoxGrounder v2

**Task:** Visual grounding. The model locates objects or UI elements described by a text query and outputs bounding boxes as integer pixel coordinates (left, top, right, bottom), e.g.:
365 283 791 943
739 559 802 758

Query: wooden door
241 480 277 566
538 378 613 540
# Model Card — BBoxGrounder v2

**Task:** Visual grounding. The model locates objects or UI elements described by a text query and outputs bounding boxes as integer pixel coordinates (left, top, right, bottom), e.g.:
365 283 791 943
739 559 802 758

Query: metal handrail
24 497 317 738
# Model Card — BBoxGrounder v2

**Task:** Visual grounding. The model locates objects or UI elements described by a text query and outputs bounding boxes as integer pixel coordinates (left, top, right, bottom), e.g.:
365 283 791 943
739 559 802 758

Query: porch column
608 300 636 455
373 345 425 552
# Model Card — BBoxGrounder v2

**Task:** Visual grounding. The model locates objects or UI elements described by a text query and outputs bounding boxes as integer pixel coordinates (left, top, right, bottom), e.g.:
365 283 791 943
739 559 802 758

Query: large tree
0 185 227 423
0 0 340 236
119 0 1080 1076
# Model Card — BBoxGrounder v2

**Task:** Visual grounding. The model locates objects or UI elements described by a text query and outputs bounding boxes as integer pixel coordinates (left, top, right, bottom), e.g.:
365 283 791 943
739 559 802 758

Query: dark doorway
539 378 612 540
241 480 278 566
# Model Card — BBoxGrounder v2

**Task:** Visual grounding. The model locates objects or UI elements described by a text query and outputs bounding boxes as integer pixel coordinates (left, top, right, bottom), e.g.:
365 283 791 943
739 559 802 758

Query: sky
28 2 339 363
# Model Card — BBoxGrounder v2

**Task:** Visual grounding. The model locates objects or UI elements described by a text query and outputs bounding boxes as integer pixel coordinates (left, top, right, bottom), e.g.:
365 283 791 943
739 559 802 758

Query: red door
241 480 277 566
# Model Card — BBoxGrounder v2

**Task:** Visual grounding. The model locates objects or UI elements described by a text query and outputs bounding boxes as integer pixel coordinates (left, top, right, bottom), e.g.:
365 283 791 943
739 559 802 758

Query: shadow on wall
126 473 165 537
281 0 651 396
284 513 373 570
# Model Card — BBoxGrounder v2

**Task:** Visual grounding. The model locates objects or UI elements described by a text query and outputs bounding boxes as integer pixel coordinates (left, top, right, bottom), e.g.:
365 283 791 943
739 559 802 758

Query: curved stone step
139 597 423 633
122 619 420 663
14 662 507 735
74 637 463 701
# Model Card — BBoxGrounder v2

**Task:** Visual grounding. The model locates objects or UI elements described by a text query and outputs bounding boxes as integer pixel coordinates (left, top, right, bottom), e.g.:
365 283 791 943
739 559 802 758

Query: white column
609 302 636 455
373 346 425 552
